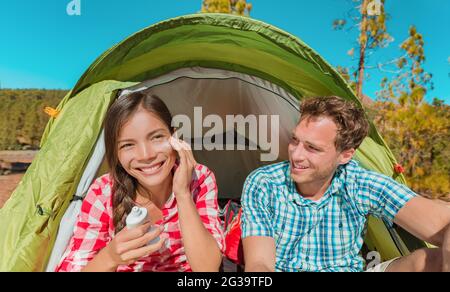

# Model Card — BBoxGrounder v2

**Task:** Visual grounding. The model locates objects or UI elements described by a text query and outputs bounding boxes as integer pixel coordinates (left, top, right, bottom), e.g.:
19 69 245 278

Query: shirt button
339 223 343 229
305 256 310 261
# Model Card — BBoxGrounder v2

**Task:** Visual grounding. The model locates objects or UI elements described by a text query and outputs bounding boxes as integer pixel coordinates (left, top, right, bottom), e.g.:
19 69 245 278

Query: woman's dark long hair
104 91 173 233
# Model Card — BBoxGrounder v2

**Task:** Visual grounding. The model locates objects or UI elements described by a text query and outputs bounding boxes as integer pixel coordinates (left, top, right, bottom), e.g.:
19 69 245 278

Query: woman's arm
56 177 112 272
177 194 222 272
170 138 223 272
80 247 118 272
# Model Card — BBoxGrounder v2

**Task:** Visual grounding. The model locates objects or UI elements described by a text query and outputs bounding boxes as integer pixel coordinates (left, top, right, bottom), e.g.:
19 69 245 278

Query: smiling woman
55 91 225 272
105 92 178 232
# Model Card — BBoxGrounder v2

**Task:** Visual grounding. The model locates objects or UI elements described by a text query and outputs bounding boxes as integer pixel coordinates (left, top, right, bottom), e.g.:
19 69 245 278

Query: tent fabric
47 68 410 270
43 67 299 270
68 13 403 183
45 130 107 272
71 14 356 100
120 67 299 198
0 13 422 272
0 81 136 271
45 200 82 272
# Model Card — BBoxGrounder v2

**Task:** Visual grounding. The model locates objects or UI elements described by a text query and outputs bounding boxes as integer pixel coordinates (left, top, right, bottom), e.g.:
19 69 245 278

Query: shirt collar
286 162 345 208
164 192 176 209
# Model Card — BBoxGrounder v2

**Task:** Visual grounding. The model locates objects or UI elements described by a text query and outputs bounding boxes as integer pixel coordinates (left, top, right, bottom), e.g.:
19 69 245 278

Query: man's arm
360 170 450 248
392 197 450 272
394 196 450 247
240 168 276 272
242 236 276 272
443 224 450 272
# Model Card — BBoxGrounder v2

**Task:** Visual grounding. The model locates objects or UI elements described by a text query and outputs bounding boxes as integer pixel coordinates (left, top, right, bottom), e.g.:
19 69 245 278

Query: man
241 96 450 272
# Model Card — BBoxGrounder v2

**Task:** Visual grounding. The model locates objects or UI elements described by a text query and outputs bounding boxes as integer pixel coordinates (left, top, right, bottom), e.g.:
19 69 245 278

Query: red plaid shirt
56 164 224 272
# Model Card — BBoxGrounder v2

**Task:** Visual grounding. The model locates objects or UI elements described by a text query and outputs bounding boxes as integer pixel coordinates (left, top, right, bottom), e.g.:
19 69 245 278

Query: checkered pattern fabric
241 160 417 272
56 164 224 272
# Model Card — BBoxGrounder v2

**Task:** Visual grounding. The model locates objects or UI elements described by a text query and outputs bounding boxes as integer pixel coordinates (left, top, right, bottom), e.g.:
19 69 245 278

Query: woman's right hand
104 221 166 267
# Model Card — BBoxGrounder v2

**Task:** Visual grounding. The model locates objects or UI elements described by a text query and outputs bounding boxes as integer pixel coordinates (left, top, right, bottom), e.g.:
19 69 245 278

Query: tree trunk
356 0 369 99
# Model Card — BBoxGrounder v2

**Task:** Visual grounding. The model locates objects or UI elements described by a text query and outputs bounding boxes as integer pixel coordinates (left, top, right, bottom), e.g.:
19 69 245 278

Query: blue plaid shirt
241 160 417 272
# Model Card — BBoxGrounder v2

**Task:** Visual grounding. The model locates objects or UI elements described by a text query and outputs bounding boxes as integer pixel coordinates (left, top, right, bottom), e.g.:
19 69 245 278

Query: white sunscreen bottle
126 206 160 245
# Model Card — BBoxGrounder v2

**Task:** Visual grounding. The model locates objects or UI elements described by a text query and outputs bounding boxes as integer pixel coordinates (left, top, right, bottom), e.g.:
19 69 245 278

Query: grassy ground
0 151 35 208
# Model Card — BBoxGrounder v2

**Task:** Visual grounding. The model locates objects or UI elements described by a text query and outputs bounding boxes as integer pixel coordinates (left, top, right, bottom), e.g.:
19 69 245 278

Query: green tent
0 13 426 272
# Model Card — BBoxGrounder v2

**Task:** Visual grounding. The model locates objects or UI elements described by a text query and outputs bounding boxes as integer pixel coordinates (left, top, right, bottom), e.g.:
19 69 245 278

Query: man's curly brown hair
299 96 369 151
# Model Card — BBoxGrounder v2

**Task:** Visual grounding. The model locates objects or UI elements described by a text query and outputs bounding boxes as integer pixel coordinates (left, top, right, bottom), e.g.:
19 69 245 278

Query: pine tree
374 27 448 199
333 0 392 99
201 0 252 16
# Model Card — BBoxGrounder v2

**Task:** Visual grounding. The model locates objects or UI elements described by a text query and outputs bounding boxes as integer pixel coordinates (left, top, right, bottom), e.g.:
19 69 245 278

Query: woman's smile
134 160 166 176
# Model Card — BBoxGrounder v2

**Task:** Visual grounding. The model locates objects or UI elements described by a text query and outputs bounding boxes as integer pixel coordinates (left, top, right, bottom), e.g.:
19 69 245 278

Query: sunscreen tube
126 206 160 245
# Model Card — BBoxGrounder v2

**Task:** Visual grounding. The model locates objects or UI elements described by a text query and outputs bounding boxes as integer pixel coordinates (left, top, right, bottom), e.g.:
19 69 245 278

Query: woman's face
117 107 176 189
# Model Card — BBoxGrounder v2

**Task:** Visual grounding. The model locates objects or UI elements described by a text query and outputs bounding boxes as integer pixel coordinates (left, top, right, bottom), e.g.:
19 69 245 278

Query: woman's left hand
169 137 197 198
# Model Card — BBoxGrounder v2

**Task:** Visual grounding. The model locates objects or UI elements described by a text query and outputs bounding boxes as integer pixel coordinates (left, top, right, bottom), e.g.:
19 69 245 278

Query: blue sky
0 0 449 103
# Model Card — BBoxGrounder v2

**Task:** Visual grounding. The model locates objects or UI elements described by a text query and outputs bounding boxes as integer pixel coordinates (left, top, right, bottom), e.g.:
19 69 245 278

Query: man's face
288 116 353 187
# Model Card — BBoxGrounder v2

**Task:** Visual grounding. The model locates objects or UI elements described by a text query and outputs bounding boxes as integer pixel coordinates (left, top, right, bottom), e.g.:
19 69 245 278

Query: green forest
0 89 67 150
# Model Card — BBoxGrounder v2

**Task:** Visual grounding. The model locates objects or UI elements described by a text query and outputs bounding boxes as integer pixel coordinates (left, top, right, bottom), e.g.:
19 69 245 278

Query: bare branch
376 65 403 74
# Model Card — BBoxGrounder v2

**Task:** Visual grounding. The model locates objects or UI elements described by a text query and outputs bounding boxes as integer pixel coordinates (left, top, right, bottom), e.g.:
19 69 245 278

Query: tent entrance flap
119 67 300 199
45 68 298 271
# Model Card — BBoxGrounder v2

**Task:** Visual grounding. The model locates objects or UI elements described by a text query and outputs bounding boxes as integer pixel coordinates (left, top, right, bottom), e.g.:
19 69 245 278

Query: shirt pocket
273 225 286 247
273 199 306 251
325 205 359 258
